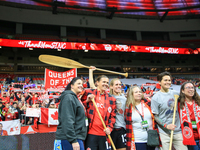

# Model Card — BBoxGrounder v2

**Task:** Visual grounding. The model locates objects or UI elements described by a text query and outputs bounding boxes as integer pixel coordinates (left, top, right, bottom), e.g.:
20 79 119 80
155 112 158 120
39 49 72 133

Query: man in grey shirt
151 72 187 150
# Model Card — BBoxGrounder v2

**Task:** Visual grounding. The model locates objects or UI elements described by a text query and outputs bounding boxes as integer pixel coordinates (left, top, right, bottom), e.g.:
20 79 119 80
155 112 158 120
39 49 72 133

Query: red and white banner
0 38 199 55
0 119 21 135
47 88 63 92
10 88 23 92
40 108 59 125
26 88 45 93
44 68 77 89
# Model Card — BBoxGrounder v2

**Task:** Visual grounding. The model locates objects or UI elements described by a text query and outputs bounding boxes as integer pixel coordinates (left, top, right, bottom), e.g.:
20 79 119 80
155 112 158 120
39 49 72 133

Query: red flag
44 68 77 89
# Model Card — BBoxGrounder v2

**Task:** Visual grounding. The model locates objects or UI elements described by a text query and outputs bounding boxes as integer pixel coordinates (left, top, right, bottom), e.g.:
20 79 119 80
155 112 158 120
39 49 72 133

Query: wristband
164 123 167 128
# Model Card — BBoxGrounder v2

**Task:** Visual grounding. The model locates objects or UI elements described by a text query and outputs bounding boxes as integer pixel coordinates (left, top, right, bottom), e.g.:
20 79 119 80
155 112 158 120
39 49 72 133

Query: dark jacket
55 90 87 143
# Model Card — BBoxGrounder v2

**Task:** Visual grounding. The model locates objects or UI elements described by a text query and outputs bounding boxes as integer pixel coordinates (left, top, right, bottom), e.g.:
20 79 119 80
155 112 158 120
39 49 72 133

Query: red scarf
179 101 200 145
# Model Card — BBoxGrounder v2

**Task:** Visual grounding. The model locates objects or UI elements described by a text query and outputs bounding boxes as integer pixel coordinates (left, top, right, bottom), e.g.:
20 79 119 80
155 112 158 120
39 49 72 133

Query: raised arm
89 66 97 89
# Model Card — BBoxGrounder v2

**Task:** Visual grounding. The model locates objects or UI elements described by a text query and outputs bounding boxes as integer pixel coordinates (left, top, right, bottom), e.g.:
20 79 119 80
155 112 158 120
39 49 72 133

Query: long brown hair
179 81 200 109
109 78 121 95
126 86 144 109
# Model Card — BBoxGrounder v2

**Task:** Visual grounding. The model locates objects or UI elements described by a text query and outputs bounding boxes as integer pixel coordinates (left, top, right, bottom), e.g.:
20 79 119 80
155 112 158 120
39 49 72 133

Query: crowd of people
0 77 60 125
54 67 200 150
1 70 200 150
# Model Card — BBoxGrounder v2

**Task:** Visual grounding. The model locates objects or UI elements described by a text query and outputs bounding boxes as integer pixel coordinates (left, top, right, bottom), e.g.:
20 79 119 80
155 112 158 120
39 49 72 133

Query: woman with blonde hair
125 86 155 150
109 78 127 150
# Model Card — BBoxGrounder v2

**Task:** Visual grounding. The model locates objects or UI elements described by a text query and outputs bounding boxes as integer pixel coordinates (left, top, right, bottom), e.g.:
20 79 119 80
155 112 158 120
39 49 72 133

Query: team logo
87 148 91 150
183 126 192 139
108 107 112 113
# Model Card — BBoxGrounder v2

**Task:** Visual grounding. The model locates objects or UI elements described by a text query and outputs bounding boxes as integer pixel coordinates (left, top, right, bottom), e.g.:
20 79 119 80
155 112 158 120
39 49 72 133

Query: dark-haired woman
81 73 116 150
55 77 87 150
178 81 200 150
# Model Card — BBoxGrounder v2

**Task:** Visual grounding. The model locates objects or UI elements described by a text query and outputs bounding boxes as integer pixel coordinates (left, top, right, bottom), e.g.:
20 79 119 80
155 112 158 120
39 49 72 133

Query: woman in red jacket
178 81 200 150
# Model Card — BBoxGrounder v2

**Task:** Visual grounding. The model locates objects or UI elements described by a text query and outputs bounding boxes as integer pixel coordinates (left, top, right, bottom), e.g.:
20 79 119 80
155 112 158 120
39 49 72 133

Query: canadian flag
40 108 59 125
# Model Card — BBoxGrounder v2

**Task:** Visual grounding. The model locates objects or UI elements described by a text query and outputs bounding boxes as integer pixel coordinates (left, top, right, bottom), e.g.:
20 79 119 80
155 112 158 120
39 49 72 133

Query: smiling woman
178 81 200 150
55 77 87 150
151 72 188 150
125 86 155 150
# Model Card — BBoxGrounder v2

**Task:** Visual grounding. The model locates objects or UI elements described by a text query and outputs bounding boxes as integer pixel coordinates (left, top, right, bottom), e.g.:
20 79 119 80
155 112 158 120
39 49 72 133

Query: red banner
0 38 199 54
20 124 57 134
44 68 77 89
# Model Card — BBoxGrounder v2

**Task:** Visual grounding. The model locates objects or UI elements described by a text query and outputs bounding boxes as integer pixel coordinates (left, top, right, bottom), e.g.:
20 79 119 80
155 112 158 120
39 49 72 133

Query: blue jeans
188 140 200 150
61 139 85 150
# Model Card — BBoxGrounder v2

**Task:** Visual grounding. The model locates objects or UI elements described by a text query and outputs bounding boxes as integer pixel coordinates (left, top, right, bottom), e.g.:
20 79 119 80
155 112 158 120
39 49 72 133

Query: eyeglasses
185 86 194 90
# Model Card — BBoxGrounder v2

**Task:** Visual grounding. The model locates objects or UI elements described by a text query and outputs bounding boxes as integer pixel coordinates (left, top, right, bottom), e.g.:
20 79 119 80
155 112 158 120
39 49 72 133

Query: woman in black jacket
55 77 87 150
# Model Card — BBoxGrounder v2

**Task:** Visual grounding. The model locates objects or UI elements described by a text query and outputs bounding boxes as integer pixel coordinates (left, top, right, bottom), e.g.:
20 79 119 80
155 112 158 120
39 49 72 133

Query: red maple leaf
51 111 58 120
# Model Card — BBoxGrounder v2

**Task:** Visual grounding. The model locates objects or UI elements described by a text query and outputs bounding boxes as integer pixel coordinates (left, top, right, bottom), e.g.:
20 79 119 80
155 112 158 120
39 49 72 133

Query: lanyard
185 101 198 123
1 130 2 136
135 102 144 121
78 98 86 116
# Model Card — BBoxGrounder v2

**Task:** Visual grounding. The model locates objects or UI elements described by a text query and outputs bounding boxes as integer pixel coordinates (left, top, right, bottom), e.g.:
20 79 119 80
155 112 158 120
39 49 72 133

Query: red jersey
1 97 9 104
81 89 116 134
88 94 105 136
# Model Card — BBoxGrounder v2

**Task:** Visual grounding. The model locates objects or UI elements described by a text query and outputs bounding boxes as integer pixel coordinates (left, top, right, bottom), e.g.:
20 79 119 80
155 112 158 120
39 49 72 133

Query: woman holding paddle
82 67 116 150
151 72 187 150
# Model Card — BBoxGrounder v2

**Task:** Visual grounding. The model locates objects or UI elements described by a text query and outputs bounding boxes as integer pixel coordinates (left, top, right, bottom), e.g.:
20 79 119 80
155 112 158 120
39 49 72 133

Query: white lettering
58 73 62 78
145 47 179 54
18 41 67 49
55 80 59 85
49 71 53 77
63 73 66 78
50 79 54 85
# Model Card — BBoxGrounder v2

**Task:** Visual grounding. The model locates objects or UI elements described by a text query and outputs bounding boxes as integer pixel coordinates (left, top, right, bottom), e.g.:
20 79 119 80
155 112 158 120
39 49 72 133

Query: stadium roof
1 0 200 21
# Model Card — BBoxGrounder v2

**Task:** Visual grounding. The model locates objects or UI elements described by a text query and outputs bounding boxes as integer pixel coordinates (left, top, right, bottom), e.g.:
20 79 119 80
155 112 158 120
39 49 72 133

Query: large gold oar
39 55 128 77
169 95 179 150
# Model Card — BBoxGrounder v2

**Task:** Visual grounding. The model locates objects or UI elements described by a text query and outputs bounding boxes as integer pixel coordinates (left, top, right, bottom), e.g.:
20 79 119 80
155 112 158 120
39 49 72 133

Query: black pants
85 134 109 150
110 128 126 149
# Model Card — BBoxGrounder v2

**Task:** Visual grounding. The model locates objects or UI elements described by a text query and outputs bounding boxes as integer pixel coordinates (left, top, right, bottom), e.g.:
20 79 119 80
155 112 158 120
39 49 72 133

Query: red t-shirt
3 107 9 113
187 102 199 140
145 90 150 94
5 113 14 121
88 94 106 136
1 97 9 104
32 96 38 104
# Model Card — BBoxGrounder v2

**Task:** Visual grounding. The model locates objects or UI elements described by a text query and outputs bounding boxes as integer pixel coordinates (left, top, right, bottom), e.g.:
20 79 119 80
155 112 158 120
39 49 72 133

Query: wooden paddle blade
39 55 86 68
